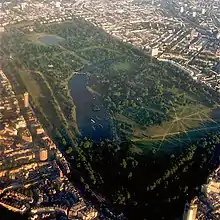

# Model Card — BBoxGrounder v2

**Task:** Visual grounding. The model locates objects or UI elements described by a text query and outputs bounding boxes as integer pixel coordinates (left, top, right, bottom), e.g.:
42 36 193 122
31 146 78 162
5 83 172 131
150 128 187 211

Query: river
69 74 113 141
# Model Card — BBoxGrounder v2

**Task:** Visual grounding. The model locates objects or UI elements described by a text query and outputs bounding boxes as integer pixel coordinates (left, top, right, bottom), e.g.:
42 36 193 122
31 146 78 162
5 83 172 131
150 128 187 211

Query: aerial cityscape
0 0 219 220
0 69 99 219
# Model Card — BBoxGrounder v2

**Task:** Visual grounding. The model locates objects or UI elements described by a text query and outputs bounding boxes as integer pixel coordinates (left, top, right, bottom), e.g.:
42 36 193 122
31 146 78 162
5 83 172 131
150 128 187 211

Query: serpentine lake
69 74 113 141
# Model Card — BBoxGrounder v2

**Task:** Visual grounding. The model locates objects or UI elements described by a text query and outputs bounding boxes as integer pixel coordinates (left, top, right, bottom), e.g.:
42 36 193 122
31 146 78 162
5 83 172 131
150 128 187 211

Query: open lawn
111 61 131 72
123 104 220 153
115 99 220 153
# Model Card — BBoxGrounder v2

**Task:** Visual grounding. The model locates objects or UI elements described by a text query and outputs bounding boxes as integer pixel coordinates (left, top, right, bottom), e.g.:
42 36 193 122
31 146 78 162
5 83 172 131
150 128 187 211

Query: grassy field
111 61 131 72
116 100 220 153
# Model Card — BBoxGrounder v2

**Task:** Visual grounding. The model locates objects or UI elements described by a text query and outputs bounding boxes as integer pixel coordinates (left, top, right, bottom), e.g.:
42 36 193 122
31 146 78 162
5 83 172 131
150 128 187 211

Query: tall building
20 3 26 10
190 29 198 41
24 92 29 108
216 31 220 39
151 47 159 57
39 149 48 161
55 1 61 8
192 12 197 18
180 7 184 13
182 197 198 220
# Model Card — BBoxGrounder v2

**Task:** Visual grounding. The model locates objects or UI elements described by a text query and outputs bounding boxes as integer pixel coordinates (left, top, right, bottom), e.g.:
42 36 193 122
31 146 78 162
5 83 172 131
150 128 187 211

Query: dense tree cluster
68 132 220 220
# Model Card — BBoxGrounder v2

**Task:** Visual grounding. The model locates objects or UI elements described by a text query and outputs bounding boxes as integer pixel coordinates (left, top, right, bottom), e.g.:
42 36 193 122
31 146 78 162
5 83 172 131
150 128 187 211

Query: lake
69 74 113 141
39 35 62 45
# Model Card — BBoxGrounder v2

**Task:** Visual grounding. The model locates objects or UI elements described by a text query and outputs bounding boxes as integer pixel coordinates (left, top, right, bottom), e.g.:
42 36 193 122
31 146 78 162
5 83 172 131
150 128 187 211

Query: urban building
151 47 159 57
182 197 198 220
39 149 48 161
24 92 29 108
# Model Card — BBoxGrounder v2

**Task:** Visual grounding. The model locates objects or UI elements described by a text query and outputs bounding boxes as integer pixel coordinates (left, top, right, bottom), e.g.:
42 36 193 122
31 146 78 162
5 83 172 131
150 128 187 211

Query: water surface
69 74 112 141
39 35 62 45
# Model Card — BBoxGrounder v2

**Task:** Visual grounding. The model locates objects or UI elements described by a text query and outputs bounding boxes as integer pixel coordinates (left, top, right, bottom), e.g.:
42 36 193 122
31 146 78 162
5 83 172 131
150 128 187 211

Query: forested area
67 132 220 219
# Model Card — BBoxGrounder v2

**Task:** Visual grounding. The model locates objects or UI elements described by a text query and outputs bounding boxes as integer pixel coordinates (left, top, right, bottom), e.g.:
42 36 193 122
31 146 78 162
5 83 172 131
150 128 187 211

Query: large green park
1 18 220 153
1 18 220 219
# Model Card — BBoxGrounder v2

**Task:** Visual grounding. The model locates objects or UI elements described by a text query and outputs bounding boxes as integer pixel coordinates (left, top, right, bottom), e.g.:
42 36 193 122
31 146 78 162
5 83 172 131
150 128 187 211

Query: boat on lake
92 104 100 112
91 119 96 124
95 116 101 120
99 124 104 128
92 126 96 131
